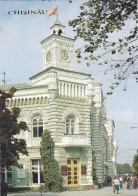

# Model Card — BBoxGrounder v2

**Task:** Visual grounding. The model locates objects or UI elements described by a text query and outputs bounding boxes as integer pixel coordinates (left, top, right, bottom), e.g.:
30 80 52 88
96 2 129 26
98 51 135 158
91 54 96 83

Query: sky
0 0 138 165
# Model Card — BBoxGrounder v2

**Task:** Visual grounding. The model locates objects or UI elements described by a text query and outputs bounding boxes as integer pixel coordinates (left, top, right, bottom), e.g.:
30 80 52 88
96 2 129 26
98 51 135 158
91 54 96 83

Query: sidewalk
8 186 138 196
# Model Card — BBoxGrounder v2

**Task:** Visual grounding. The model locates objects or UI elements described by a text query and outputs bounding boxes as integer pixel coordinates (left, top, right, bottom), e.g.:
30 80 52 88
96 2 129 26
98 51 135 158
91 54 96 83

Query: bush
40 130 63 192
92 151 98 185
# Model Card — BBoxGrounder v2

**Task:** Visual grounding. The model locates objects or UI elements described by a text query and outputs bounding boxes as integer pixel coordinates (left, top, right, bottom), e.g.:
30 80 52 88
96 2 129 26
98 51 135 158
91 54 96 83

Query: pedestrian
129 176 132 189
119 175 123 189
134 176 137 189
105 175 108 186
113 176 120 194
132 177 135 189
112 178 115 193
1 179 8 196
127 176 129 189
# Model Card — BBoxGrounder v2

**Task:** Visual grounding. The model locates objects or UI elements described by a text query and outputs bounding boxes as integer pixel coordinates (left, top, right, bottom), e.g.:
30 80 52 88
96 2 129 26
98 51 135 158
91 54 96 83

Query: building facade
1 20 117 189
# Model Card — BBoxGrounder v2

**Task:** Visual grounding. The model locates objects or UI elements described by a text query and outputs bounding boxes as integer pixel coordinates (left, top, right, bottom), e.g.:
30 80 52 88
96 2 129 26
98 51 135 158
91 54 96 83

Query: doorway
67 159 79 188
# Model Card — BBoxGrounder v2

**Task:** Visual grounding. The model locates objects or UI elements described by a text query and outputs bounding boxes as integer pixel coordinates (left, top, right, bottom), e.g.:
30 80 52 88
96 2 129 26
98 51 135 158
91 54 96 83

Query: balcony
56 135 91 147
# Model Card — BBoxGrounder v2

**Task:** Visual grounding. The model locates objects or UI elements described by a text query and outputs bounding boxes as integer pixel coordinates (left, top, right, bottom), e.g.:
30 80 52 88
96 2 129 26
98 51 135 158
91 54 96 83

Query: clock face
61 50 69 61
46 51 52 62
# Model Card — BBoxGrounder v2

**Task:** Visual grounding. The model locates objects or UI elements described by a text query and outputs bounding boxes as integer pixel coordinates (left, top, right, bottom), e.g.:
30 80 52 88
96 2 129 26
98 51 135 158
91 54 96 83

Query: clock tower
41 19 75 71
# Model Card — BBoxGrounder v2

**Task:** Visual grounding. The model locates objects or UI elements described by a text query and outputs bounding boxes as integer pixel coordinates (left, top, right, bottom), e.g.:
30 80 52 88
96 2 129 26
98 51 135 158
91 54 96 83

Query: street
8 186 138 196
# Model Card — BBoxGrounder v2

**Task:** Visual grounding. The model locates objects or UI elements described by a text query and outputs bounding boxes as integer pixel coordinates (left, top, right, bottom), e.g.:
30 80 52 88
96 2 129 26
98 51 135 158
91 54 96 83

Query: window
32 160 44 184
2 168 12 185
58 29 62 35
32 116 43 137
66 115 75 135
17 164 25 179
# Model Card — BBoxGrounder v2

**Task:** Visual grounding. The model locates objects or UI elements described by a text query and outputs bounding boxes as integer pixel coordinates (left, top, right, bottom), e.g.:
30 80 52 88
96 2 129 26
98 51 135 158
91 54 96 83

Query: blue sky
0 0 138 165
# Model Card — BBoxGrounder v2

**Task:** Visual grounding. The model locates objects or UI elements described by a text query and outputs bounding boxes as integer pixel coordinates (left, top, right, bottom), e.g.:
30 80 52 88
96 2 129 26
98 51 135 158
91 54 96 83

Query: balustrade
6 96 47 107
58 81 86 99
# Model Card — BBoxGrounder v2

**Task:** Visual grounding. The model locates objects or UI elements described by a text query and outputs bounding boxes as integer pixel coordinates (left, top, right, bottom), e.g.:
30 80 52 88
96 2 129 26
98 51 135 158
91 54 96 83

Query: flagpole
56 6 58 20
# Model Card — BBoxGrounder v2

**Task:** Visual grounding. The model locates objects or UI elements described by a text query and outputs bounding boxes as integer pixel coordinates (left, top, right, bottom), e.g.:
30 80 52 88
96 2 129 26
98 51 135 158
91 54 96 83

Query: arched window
58 29 62 36
66 115 75 135
32 116 43 137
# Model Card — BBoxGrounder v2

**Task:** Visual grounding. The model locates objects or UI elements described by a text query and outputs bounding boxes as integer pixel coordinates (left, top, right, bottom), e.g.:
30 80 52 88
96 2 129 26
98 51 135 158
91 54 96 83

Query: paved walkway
8 186 138 196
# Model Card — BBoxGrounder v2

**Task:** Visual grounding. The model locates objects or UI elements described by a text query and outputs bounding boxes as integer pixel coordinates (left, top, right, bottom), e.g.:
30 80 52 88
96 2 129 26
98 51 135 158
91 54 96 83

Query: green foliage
69 0 137 94
91 151 98 185
117 163 132 174
0 88 28 168
40 130 63 192
132 151 138 176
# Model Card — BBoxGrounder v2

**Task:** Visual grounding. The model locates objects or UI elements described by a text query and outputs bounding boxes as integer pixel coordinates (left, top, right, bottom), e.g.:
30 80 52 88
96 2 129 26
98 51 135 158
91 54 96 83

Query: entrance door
67 159 79 188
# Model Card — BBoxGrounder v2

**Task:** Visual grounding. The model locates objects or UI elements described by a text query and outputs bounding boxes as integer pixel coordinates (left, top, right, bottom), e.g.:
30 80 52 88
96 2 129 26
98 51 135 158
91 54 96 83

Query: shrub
40 130 63 192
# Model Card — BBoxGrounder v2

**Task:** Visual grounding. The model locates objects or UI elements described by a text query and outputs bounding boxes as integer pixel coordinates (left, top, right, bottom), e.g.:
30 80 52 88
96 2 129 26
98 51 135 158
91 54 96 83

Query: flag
47 7 57 16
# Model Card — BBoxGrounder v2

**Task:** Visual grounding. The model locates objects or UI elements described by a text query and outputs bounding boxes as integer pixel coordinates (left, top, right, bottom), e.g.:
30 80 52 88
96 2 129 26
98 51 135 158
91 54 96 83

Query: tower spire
50 19 65 36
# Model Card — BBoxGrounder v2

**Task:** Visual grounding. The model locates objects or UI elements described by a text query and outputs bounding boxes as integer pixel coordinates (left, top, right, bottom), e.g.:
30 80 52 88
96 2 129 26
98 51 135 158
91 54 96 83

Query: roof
50 19 65 29
30 67 91 80
41 34 74 44
0 83 32 91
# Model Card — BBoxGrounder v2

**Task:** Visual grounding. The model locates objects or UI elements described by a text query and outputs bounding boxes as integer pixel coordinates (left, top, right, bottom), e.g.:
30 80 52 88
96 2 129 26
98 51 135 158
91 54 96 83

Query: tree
91 151 98 185
116 163 132 174
0 87 28 168
69 0 137 94
40 130 63 192
132 150 138 176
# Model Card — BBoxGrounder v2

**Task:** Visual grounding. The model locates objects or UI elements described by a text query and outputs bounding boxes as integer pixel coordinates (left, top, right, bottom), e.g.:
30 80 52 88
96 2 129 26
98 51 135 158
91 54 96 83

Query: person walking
134 176 137 189
119 175 123 189
113 176 120 194
112 177 115 193
1 179 8 196
127 176 129 189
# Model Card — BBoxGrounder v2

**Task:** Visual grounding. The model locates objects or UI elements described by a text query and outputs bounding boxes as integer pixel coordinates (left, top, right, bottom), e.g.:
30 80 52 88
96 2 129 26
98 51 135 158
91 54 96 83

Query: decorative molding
28 147 40 153
18 111 29 122
57 135 91 147
6 95 48 108
55 39 74 47
28 109 47 122
62 108 82 123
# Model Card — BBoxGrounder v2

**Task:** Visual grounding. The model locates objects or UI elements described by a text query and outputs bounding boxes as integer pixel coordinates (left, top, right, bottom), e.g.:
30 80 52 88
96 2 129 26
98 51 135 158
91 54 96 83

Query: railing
58 82 86 99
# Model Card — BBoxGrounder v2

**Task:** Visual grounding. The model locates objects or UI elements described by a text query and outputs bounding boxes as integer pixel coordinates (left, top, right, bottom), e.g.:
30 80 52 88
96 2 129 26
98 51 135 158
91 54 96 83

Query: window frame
31 159 44 184
66 115 76 135
32 115 43 138
2 168 13 185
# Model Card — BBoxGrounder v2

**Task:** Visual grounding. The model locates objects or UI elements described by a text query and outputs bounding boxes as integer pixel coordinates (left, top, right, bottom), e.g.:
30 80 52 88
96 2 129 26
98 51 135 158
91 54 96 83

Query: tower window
32 116 43 137
58 29 62 36
53 30 56 34
66 115 75 135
